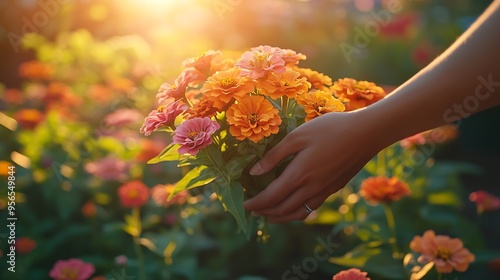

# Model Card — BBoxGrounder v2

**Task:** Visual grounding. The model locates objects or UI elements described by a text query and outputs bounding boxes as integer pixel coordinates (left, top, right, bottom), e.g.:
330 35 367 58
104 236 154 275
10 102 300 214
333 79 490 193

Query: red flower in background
380 12 419 38
469 190 500 212
2 88 24 105
14 109 44 129
15 237 37 254
118 180 149 208
18 60 54 80
82 201 97 218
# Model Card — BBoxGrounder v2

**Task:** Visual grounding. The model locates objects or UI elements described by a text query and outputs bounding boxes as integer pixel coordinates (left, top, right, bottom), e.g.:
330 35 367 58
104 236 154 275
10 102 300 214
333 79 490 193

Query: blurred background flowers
1 0 500 279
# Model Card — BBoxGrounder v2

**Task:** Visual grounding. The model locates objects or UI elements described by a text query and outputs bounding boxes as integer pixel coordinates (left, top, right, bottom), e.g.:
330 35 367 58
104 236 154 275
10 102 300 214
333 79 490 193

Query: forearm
360 0 500 149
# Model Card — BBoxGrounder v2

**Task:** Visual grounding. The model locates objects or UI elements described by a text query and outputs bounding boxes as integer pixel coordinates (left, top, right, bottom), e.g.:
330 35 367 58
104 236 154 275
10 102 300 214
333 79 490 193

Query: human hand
244 111 384 223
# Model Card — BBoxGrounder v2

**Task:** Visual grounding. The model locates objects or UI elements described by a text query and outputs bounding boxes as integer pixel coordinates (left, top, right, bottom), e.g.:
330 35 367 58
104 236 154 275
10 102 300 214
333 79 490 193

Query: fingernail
249 162 263 175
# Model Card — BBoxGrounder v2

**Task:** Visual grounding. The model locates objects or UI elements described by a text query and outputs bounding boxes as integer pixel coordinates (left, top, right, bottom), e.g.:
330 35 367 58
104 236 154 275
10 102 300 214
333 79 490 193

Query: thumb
249 134 302 176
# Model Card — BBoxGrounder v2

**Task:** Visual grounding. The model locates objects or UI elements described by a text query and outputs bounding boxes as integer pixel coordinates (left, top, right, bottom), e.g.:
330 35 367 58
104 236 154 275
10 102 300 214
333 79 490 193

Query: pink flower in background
140 100 187 136
156 69 200 104
236 45 286 79
469 190 500 212
114 255 128 266
172 117 220 155
104 108 143 127
151 184 189 207
84 156 130 181
49 258 95 280
332 268 371 280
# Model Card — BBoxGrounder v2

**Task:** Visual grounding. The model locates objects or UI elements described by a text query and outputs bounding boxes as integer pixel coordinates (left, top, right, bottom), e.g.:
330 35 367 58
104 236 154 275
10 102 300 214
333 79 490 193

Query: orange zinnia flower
410 230 475 274
226 95 282 143
296 90 345 122
182 50 222 75
18 60 53 80
201 68 254 104
14 109 44 129
257 70 310 99
186 96 225 119
295 67 333 91
331 78 386 111
359 176 411 204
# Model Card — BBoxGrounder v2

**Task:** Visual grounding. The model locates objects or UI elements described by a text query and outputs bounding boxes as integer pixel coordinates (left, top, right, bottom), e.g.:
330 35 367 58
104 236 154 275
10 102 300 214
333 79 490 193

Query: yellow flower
294 67 333 91
226 95 282 143
331 78 386 111
201 68 254 104
257 70 311 99
296 90 345 122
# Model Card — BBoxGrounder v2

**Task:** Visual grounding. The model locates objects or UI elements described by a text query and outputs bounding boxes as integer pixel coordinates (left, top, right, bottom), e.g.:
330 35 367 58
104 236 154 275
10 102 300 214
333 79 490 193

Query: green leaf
214 180 247 234
168 166 217 198
329 241 406 279
226 154 256 179
147 144 181 164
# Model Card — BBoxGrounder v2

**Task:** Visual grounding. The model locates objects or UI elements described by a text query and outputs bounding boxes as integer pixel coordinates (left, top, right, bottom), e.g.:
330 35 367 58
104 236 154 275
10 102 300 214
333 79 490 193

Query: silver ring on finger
304 203 314 214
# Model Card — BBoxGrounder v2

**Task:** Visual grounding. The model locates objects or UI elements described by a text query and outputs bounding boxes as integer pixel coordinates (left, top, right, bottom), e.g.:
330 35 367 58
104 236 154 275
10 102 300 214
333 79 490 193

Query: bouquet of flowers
140 45 386 237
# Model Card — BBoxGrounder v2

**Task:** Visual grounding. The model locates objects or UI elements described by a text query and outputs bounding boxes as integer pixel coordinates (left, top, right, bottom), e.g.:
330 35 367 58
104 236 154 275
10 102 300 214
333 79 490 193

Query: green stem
438 272 442 280
203 147 230 184
281 96 289 117
132 207 147 280
382 203 400 258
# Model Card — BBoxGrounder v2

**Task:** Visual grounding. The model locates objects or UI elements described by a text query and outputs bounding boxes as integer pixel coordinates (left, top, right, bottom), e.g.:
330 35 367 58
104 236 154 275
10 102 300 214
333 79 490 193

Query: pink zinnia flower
172 117 220 155
49 258 95 280
332 268 370 280
104 108 143 127
410 230 475 274
235 45 286 79
84 156 130 181
156 69 200 104
469 190 500 212
140 100 187 136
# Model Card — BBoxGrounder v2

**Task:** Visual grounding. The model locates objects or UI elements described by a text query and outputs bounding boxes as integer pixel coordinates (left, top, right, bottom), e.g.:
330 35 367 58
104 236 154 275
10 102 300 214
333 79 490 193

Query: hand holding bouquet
140 45 386 237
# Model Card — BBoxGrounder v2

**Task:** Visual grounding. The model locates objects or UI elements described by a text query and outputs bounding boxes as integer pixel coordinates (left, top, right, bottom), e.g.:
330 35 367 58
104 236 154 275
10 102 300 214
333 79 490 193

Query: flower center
189 130 200 138
436 246 452 260
248 113 259 125
128 189 138 199
60 267 79 279
313 99 327 111
220 77 236 87
156 105 166 113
